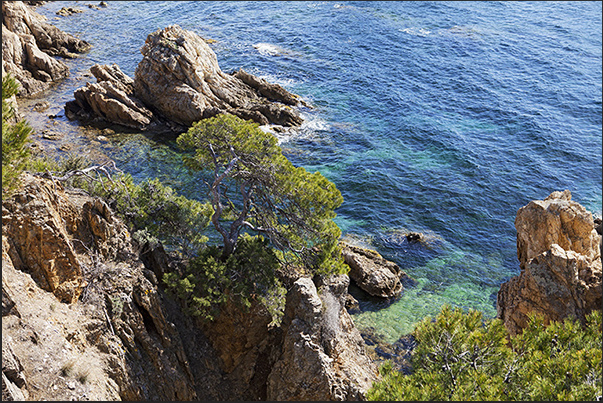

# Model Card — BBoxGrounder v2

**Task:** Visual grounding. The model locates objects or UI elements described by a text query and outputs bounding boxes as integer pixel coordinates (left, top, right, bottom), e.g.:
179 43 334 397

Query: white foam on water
400 27 432 37
253 42 283 56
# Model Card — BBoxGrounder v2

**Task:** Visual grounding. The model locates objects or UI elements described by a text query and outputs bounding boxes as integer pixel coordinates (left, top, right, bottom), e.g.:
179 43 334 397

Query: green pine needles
2 73 32 197
177 113 346 275
368 305 602 401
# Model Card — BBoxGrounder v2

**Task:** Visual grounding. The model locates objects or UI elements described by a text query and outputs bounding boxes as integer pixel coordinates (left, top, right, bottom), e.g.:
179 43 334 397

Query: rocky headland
3 1 602 401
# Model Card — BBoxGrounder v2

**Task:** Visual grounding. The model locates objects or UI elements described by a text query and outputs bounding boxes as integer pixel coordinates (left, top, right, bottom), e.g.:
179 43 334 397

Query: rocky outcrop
134 25 303 128
267 275 379 400
497 190 602 335
67 25 304 130
65 63 156 130
2 173 196 400
2 173 381 401
2 174 85 303
341 243 411 298
2 1 90 96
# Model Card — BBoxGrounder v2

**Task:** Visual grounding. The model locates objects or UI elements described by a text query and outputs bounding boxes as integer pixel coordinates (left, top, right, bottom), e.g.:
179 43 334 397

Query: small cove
19 1 602 344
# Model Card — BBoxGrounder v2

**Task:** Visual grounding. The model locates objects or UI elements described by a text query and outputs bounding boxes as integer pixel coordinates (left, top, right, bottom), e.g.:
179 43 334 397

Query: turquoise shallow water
26 1 602 343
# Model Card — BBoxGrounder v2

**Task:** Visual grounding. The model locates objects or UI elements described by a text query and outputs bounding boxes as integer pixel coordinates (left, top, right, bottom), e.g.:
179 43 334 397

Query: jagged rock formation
267 275 380 400
134 25 303 127
497 190 602 335
2 173 196 400
2 173 380 401
341 243 411 298
65 63 155 130
2 1 90 96
67 24 304 130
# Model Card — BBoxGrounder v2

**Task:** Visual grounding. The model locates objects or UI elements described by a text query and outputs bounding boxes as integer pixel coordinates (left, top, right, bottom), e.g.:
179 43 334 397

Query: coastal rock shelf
66 25 304 131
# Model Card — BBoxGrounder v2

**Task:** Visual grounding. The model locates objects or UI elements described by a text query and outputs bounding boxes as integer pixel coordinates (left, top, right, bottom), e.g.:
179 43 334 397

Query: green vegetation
2 73 32 197
76 170 213 255
163 233 285 322
368 305 602 401
28 152 213 255
177 113 346 275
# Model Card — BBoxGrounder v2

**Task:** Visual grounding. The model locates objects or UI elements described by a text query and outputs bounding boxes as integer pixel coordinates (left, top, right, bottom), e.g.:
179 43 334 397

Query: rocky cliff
2 173 379 401
2 173 197 400
497 190 602 335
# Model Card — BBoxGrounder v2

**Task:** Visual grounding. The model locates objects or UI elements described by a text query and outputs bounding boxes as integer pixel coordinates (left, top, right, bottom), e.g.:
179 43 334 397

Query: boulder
65 63 155 130
341 243 408 298
2 1 90 95
497 190 602 335
267 275 379 400
133 25 303 127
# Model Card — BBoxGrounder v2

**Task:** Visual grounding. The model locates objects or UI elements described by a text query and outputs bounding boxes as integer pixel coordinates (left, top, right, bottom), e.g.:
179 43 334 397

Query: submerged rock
497 190 602 335
341 242 411 298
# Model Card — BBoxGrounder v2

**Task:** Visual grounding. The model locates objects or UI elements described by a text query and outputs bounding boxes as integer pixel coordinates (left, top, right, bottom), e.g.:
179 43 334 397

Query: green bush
80 173 213 255
2 73 32 197
367 306 602 401
163 233 285 322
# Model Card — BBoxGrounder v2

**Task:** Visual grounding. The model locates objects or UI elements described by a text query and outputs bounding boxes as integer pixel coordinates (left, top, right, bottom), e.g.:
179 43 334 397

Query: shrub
80 173 213 255
367 306 602 401
163 233 285 322
2 73 32 197
177 113 346 276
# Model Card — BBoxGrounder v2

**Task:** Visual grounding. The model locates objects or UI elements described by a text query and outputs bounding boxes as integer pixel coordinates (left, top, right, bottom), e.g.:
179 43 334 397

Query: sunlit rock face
497 190 602 336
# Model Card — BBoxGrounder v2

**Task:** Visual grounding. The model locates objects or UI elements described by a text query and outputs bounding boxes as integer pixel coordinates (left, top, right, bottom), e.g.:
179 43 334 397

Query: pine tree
2 73 32 197
177 113 346 275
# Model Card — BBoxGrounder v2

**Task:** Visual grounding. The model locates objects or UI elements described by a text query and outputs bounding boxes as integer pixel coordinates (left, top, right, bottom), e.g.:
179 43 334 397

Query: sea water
24 1 602 343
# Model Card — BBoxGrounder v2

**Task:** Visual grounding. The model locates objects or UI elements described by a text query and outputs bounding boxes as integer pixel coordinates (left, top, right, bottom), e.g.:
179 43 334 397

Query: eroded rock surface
68 25 304 130
65 63 155 130
2 173 381 401
2 1 90 96
341 243 410 298
2 173 196 400
267 275 380 400
134 25 303 128
497 190 602 335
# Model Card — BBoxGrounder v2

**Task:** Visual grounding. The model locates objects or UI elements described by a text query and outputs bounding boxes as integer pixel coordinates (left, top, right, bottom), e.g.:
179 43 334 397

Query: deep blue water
26 1 602 342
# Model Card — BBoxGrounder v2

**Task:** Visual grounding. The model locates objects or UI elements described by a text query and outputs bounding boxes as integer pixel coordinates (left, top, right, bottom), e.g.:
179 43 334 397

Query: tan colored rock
515 190 601 264
267 275 379 400
2 336 28 401
65 63 155 129
2 174 84 303
134 25 303 127
2 1 90 96
497 190 602 335
341 243 408 298
2 173 197 400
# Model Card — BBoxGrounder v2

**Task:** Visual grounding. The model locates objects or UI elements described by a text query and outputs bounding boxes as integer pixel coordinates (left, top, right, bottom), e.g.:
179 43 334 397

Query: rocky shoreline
3 1 602 401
